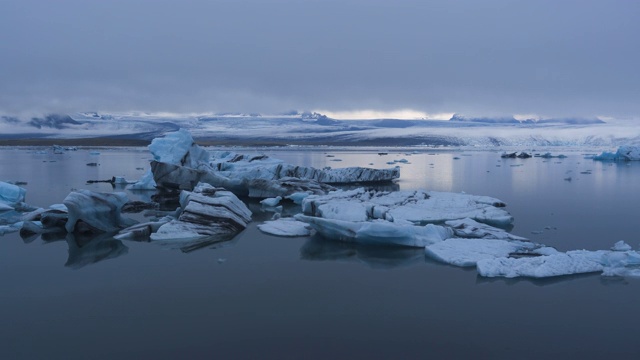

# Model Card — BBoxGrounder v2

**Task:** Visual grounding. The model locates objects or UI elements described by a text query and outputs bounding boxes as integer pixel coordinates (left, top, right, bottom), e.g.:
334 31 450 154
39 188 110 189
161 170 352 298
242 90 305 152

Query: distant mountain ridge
449 113 606 125
0 111 633 148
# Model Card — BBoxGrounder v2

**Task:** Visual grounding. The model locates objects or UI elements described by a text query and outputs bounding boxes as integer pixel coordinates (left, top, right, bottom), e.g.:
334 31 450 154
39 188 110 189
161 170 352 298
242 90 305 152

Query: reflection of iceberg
300 237 426 269
64 233 128 269
150 233 239 253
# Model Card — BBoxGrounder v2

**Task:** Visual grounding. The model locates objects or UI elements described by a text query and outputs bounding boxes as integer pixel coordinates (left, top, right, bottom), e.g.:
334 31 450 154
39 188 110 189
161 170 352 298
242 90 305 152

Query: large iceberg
594 145 640 161
137 129 399 197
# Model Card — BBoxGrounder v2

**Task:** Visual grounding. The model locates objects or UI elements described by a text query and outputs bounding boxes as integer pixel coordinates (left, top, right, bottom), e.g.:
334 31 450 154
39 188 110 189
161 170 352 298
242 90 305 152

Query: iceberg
594 145 640 161
63 190 134 233
150 183 252 241
260 196 282 207
0 181 26 209
143 130 398 198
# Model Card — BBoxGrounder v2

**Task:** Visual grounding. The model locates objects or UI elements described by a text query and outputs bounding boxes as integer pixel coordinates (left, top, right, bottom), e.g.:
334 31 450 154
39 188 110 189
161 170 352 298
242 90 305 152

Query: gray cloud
1 0 639 118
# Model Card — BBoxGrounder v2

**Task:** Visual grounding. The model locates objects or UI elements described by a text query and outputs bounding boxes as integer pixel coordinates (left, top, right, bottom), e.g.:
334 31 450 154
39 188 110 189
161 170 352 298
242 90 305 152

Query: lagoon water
1 147 639 359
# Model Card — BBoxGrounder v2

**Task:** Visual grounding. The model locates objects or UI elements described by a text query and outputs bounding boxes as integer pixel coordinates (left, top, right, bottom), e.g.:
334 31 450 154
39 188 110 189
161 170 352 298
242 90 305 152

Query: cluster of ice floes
4 129 640 278
254 186 640 279
594 145 640 161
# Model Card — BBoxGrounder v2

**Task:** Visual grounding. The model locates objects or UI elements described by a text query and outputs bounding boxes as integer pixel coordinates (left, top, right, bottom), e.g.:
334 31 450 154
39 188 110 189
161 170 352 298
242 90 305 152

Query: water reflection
65 233 129 269
475 272 597 287
149 234 239 253
300 236 426 269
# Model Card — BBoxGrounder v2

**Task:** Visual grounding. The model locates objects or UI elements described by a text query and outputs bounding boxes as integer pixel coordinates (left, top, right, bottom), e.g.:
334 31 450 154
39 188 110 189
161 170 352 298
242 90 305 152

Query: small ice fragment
260 196 282 207
258 218 311 237
611 241 632 252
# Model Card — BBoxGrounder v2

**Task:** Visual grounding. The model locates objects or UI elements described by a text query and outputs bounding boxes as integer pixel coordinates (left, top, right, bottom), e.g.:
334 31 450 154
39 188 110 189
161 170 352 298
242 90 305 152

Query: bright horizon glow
314 109 454 120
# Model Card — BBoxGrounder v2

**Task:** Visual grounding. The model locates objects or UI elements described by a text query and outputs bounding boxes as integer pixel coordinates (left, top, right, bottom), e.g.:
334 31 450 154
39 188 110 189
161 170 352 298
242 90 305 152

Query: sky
1 0 639 119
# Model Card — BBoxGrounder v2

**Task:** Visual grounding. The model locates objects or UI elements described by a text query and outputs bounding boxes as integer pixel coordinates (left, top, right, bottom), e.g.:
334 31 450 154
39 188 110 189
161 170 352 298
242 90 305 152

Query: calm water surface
1 147 639 359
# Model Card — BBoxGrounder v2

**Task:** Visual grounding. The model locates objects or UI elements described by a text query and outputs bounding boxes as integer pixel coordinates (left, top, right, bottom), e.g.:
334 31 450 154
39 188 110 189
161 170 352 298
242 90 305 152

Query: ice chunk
148 128 210 167
286 192 311 204
295 214 453 247
150 183 251 241
63 190 133 233
594 145 640 161
0 181 26 208
260 196 282 207
258 218 311 237
127 170 157 190
476 247 640 279
476 252 604 278
611 240 632 251
425 238 558 267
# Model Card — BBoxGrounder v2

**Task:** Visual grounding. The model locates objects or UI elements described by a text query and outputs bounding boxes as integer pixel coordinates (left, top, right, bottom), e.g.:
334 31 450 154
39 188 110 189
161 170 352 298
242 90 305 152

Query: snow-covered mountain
0 112 638 148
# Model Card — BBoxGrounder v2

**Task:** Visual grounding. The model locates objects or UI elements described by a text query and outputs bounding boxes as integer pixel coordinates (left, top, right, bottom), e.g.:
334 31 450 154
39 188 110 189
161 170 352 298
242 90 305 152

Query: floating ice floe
258 218 311 237
300 188 512 227
260 196 282 207
594 145 640 161
425 238 558 267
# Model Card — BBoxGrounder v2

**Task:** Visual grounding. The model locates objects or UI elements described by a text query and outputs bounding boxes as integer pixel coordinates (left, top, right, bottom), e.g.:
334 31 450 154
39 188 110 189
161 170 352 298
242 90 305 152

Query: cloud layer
1 0 639 118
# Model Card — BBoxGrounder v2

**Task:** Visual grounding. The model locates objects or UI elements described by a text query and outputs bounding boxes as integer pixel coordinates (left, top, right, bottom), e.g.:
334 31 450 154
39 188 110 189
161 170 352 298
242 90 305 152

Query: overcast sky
1 0 638 119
